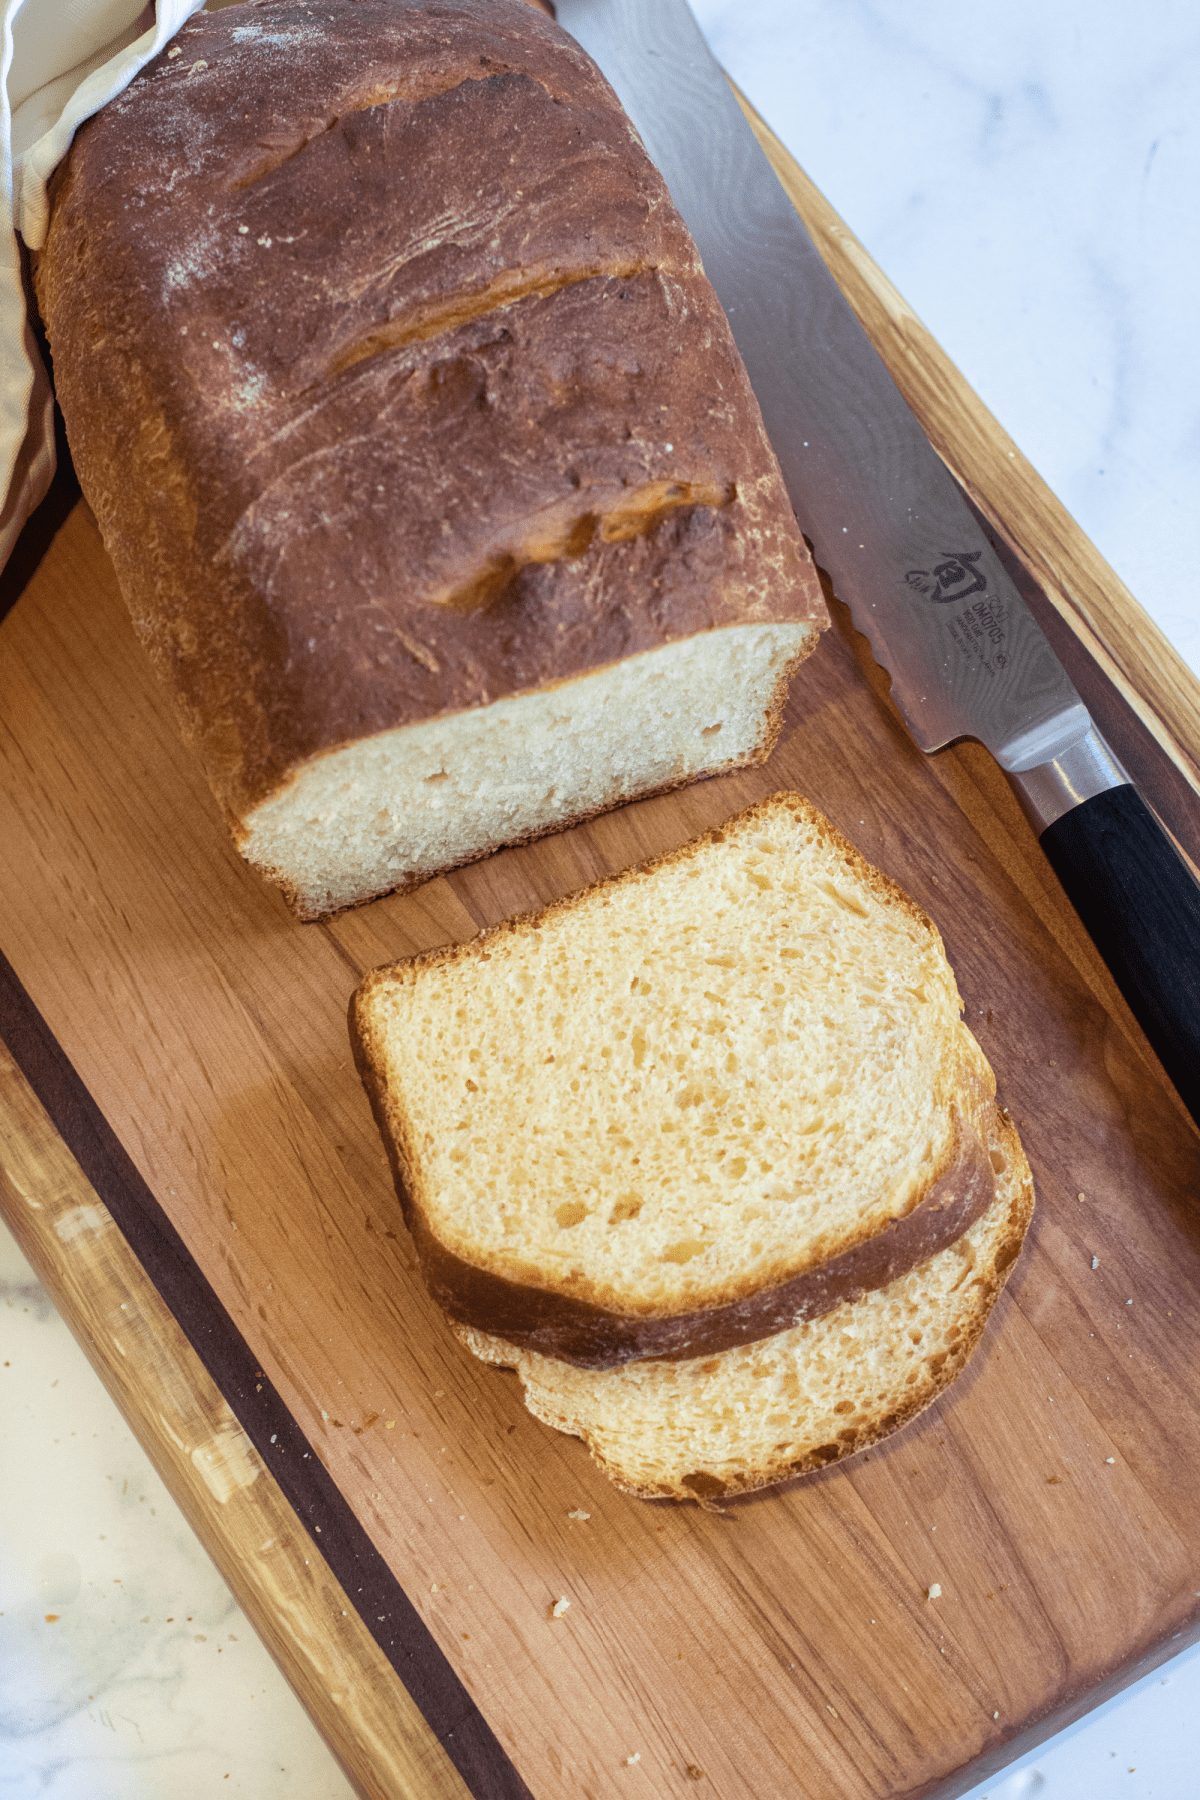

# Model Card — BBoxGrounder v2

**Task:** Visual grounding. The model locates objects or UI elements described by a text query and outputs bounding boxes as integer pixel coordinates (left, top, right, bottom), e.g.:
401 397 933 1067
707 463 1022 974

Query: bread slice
456 1104 1033 1500
351 792 1018 1370
36 0 826 918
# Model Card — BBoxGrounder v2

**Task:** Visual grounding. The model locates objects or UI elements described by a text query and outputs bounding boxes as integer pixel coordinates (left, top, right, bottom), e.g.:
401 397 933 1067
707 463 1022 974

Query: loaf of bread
351 792 1034 1494
35 0 827 918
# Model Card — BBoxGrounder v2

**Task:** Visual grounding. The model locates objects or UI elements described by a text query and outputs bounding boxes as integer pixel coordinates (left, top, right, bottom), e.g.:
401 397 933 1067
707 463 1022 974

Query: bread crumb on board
625 1753 641 1766
568 1509 591 1521
551 1596 571 1619
927 1583 942 1600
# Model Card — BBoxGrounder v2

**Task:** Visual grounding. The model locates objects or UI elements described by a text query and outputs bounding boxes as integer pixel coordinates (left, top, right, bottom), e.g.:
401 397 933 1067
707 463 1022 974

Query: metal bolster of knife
1004 723 1129 835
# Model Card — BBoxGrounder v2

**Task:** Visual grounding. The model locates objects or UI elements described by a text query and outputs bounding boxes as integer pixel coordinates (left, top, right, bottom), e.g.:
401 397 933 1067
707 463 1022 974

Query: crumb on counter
551 1596 571 1618
927 1583 942 1600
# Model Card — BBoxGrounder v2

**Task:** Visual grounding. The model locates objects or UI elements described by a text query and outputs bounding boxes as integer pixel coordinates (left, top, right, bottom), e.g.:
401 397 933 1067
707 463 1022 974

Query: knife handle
1037 784 1200 1130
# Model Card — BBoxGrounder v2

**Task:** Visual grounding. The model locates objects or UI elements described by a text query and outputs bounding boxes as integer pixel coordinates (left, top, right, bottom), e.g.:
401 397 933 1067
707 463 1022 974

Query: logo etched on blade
946 595 1010 674
903 550 1012 678
904 549 986 603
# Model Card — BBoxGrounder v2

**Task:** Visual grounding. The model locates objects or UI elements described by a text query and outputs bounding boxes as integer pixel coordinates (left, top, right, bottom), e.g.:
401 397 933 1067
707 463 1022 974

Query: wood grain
2 98 1200 1800
0 1040 473 1800
4 480 1200 1798
733 91 1200 804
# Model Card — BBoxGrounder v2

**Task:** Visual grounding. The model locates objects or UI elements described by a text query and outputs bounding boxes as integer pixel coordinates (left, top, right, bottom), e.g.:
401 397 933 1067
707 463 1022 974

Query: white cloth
0 0 204 572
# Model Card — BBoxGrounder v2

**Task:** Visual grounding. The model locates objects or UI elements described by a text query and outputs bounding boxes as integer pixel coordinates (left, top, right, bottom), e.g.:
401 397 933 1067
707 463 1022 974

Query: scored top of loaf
37 0 826 821
351 793 1000 1368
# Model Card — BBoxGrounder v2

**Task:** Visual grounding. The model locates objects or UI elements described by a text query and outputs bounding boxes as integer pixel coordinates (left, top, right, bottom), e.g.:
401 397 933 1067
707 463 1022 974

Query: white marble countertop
2 2 1197 1796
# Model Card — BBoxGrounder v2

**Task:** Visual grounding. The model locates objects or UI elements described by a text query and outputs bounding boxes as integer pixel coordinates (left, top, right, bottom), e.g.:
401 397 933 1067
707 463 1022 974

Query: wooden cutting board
3 101 1199 1800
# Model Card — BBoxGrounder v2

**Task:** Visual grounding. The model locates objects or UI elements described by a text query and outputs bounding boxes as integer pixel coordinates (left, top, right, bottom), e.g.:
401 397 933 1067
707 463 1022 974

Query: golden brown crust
350 792 991 1365
607 1109 1035 1500
36 0 827 847
460 1107 1035 1501
418 1105 993 1366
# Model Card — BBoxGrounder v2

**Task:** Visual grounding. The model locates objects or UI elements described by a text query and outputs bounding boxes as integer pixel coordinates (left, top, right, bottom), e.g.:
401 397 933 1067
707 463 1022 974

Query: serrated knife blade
556 0 1200 1128
557 0 1087 772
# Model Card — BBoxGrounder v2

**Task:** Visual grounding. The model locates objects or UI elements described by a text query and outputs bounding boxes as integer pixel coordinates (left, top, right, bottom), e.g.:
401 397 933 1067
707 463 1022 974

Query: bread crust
350 792 997 1367
36 0 827 871
459 1105 1035 1500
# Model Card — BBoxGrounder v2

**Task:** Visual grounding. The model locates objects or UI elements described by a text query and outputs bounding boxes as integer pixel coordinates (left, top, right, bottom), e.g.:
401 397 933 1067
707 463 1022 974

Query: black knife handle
1040 785 1200 1128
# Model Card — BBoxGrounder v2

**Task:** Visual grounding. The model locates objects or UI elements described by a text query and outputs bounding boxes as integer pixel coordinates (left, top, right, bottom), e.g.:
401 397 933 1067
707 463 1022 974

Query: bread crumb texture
460 1117 1029 1499
244 624 812 916
354 792 1033 1498
357 794 988 1313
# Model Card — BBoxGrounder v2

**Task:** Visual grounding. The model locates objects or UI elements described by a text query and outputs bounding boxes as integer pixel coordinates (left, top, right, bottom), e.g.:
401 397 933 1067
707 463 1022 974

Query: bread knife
556 0 1200 1131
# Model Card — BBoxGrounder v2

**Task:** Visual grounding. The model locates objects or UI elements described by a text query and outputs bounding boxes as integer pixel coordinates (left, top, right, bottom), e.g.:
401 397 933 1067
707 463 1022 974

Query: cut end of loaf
241 624 814 917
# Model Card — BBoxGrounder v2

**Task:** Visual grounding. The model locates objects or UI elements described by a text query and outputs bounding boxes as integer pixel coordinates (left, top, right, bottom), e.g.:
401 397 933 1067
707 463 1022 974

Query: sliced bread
351 792 1024 1373
455 1103 1033 1500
